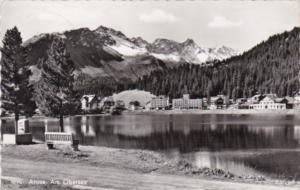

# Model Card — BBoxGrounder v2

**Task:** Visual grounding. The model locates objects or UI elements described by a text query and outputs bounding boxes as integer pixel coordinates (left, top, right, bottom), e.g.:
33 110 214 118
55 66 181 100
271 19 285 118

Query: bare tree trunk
59 97 64 132
59 114 64 132
14 113 19 135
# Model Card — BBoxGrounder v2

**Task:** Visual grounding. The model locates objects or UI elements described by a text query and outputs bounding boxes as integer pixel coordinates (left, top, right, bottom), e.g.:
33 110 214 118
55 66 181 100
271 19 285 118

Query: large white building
249 94 286 110
172 94 202 109
150 96 170 110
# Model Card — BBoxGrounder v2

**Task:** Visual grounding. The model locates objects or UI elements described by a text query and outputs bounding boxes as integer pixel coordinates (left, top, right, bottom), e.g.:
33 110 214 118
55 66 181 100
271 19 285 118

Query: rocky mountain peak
130 37 149 48
153 38 179 44
182 38 197 46
150 38 182 53
215 46 237 55
94 25 127 40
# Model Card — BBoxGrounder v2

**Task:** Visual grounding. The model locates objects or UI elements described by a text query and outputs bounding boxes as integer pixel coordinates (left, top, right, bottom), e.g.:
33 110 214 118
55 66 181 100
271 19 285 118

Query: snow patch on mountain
197 53 210 63
150 53 181 62
109 44 146 56
207 46 238 61
109 35 147 56
147 38 237 64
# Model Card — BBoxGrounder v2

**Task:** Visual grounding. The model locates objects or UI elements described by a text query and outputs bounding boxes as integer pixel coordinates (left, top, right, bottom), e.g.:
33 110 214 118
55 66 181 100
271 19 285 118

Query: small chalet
100 96 115 112
215 97 224 109
81 95 101 112
209 95 227 109
279 96 294 109
236 98 249 109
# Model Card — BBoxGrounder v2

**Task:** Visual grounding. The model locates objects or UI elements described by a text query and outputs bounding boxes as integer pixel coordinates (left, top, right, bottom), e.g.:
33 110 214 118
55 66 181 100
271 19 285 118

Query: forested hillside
136 27 300 99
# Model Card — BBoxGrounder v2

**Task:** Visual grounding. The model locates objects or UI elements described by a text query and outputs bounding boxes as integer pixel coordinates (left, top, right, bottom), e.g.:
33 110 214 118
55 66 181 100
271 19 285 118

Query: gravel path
2 144 300 190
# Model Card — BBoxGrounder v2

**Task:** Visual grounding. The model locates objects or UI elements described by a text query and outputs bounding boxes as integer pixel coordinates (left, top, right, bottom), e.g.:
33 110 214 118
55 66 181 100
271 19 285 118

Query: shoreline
2 144 300 190
126 109 300 116
1 109 300 121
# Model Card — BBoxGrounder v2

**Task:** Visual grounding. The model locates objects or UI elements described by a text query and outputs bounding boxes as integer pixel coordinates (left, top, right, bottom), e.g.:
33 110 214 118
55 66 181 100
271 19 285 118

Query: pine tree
35 37 80 132
1 27 36 134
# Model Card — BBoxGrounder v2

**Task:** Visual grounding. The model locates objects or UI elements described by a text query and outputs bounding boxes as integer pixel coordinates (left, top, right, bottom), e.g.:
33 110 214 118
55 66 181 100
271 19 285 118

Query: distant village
81 91 300 114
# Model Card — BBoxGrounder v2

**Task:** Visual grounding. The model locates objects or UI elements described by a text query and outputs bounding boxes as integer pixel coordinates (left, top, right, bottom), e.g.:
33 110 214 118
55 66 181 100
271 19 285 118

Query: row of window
250 104 286 109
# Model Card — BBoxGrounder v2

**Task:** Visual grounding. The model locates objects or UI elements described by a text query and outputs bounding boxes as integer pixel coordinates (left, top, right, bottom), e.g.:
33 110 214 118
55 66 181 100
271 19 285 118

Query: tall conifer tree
1 27 36 134
35 37 80 132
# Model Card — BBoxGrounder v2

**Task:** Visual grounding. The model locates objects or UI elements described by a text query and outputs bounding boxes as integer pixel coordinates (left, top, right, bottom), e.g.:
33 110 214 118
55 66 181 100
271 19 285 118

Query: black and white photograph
0 0 300 189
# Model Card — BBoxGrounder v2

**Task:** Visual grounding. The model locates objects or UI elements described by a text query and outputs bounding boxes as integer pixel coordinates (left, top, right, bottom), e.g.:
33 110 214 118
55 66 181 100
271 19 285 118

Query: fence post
45 119 48 133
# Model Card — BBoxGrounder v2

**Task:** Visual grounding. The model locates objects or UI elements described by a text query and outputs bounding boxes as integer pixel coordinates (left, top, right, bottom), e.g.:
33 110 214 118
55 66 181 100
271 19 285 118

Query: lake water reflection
2 113 300 180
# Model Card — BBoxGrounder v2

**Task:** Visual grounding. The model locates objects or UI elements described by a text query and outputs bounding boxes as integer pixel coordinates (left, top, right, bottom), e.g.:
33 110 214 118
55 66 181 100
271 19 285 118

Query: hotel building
172 94 202 109
150 95 170 110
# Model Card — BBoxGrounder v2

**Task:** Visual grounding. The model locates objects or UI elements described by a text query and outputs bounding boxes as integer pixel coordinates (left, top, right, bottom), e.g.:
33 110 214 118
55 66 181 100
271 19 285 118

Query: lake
2 113 300 180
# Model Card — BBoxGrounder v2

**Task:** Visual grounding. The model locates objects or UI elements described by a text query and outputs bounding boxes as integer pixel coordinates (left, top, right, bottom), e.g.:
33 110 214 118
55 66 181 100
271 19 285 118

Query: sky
0 0 299 52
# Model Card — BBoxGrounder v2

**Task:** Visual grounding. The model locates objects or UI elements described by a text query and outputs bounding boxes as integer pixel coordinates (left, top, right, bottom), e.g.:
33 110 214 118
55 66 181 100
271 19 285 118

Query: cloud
36 13 61 21
139 9 180 23
208 16 242 28
35 12 75 28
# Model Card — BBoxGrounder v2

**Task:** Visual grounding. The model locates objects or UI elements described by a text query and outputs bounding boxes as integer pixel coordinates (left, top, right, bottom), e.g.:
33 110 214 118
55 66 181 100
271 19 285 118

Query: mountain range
22 25 299 97
24 26 237 84
93 25 237 63
25 25 237 64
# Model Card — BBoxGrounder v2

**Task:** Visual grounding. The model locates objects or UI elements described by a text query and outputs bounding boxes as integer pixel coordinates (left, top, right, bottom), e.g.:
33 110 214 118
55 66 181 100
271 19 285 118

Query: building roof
248 94 265 101
81 95 96 103
263 94 278 101
282 96 295 103
294 90 300 97
274 98 283 103
210 95 226 100
260 94 295 103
